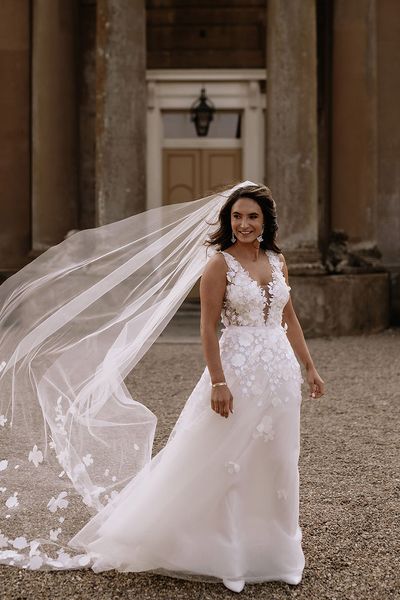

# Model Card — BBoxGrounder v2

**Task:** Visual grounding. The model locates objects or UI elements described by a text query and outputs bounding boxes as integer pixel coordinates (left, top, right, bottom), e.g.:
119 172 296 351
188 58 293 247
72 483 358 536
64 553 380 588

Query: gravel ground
1 328 399 599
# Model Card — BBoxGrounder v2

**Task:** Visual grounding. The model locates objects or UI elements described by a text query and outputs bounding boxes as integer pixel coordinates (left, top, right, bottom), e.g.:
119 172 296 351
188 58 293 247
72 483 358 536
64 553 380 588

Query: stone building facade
0 0 399 334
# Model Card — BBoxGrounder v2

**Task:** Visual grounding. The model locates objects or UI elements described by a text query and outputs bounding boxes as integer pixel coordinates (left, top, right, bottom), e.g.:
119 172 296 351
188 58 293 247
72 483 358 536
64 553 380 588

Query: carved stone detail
326 230 386 274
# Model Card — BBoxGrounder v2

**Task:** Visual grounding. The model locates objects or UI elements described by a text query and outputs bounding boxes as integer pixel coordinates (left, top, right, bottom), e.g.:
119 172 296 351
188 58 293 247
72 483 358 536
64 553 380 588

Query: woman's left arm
279 254 325 400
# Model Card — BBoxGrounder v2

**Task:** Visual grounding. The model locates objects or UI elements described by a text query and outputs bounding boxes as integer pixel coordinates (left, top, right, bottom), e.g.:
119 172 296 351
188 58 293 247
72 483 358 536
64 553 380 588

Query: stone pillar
266 0 322 272
376 0 400 323
31 0 79 251
331 0 378 245
0 0 31 271
96 0 146 225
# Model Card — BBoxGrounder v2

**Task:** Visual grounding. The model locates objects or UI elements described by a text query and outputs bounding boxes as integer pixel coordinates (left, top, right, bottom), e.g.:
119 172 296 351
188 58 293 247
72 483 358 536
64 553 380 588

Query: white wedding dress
68 248 305 584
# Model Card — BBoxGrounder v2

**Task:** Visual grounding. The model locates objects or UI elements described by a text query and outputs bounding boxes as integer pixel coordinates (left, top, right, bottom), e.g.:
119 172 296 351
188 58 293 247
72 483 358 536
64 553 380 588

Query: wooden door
163 147 242 299
163 148 241 204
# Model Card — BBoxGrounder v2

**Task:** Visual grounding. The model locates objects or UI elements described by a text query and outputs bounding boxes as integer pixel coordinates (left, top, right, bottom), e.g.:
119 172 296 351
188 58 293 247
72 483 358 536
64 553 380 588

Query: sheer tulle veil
0 180 256 569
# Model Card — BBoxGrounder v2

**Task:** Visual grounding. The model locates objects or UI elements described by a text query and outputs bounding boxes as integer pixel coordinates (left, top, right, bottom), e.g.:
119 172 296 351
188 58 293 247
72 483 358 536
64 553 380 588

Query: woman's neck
232 242 261 262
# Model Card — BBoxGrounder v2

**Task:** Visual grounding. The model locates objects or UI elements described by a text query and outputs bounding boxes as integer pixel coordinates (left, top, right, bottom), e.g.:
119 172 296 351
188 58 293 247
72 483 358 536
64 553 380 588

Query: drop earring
231 232 236 243
256 228 264 243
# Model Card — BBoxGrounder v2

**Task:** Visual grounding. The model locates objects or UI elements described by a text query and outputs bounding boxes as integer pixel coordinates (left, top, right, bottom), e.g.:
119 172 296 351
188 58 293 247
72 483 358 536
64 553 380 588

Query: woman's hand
306 366 325 399
211 385 234 418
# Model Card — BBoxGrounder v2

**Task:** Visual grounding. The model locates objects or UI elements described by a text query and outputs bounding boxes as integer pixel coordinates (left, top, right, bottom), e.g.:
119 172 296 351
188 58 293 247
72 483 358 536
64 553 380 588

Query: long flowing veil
0 180 255 569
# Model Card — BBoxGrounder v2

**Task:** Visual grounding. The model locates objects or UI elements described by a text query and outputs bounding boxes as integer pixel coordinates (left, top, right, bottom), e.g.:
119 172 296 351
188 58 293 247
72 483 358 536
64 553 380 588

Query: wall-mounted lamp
190 87 215 137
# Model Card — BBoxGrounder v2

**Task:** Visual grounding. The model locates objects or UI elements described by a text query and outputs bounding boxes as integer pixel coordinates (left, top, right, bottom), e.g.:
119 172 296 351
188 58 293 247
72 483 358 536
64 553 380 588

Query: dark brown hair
205 184 282 253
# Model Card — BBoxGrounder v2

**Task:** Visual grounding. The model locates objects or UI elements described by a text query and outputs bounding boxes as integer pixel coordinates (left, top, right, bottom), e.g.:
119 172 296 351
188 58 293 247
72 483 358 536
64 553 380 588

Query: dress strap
267 250 290 293
266 249 283 273
219 250 239 273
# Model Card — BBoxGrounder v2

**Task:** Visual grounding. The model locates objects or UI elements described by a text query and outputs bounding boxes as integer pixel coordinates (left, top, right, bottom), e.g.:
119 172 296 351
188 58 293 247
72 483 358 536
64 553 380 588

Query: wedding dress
68 248 305 584
0 181 304 584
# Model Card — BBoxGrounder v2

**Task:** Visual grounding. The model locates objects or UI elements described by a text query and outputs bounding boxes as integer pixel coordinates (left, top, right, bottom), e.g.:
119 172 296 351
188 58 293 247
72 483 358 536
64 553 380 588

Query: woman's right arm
199 254 234 419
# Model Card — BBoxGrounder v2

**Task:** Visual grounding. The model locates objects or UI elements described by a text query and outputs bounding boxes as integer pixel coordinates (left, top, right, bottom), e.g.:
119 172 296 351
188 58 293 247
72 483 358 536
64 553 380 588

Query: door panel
202 149 242 194
162 149 201 204
162 148 242 299
163 148 242 204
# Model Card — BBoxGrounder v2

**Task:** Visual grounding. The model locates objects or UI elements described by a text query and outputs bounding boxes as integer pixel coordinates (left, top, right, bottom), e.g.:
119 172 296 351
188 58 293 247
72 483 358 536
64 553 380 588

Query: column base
290 272 390 337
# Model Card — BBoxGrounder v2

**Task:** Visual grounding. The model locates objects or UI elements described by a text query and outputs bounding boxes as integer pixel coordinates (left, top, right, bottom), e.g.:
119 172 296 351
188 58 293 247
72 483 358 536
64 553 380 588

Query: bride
0 182 324 593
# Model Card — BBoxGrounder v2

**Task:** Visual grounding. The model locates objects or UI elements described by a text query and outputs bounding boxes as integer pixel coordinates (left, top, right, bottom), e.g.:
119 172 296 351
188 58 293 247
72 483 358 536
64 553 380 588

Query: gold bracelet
211 381 227 388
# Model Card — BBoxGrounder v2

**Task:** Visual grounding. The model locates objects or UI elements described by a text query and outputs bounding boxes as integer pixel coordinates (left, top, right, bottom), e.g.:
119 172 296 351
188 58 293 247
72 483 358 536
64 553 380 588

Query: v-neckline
222 249 274 292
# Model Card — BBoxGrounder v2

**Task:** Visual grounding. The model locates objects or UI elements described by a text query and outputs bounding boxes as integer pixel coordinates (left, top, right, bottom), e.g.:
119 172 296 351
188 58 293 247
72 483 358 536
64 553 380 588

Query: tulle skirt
68 324 305 584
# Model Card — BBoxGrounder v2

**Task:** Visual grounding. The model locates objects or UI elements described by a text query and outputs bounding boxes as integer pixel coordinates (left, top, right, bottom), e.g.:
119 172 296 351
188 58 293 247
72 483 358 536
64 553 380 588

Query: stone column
0 0 31 270
376 0 400 323
266 0 322 273
96 0 146 225
331 0 378 245
31 0 79 251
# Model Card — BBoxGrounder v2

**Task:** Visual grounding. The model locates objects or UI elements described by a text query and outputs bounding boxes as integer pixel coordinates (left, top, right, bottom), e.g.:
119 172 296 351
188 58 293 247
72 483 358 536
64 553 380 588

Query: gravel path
1 329 399 599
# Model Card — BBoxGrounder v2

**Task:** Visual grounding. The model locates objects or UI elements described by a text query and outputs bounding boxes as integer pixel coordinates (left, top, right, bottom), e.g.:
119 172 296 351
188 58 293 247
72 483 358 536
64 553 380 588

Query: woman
67 184 324 591
0 182 324 593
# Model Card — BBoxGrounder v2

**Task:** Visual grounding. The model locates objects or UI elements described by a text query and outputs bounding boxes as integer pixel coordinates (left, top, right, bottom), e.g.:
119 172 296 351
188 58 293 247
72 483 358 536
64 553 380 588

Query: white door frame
146 69 266 209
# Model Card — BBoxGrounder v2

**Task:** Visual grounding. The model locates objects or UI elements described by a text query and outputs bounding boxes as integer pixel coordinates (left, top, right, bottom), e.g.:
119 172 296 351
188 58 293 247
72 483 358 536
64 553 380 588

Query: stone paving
1 321 399 599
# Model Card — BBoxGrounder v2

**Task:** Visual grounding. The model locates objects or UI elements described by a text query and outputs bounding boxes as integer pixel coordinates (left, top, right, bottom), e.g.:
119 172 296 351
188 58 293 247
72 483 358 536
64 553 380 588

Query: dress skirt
68 323 305 584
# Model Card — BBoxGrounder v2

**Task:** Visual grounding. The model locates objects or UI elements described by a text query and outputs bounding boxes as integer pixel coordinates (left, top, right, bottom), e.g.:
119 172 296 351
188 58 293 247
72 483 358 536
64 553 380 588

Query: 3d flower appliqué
12 536 29 550
0 459 8 471
28 444 44 467
0 414 7 426
82 453 93 466
225 461 240 474
271 396 282 408
55 396 68 437
50 528 62 541
277 489 288 501
47 491 68 513
28 555 44 570
105 490 120 503
253 415 275 443
5 492 19 508
231 353 246 368
73 462 86 477
56 447 69 468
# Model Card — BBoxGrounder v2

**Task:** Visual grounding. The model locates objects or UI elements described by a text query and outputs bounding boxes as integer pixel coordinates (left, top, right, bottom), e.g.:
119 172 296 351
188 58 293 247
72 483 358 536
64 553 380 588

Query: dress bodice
219 249 291 329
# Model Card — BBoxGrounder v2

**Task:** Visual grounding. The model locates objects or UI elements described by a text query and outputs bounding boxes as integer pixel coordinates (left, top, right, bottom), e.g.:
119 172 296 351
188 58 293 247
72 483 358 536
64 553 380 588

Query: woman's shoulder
277 252 285 264
203 249 228 273
274 251 288 277
268 250 286 272
201 249 228 289
270 249 285 265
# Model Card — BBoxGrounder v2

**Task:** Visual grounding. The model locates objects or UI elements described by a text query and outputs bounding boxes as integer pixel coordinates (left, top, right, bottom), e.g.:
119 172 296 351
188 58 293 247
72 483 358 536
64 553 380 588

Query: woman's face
230 197 264 245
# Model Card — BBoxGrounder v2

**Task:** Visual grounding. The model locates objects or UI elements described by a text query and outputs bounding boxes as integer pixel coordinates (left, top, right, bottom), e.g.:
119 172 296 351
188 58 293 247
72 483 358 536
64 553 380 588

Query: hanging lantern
190 87 215 137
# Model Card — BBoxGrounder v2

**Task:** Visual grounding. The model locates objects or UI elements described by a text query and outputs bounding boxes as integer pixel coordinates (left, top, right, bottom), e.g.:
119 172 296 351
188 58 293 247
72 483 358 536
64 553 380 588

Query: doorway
146 69 266 209
163 148 242 204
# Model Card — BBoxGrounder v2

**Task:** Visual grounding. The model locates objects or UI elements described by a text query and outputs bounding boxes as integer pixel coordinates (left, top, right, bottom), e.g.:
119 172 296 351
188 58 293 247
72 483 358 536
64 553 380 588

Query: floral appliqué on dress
218 250 303 399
